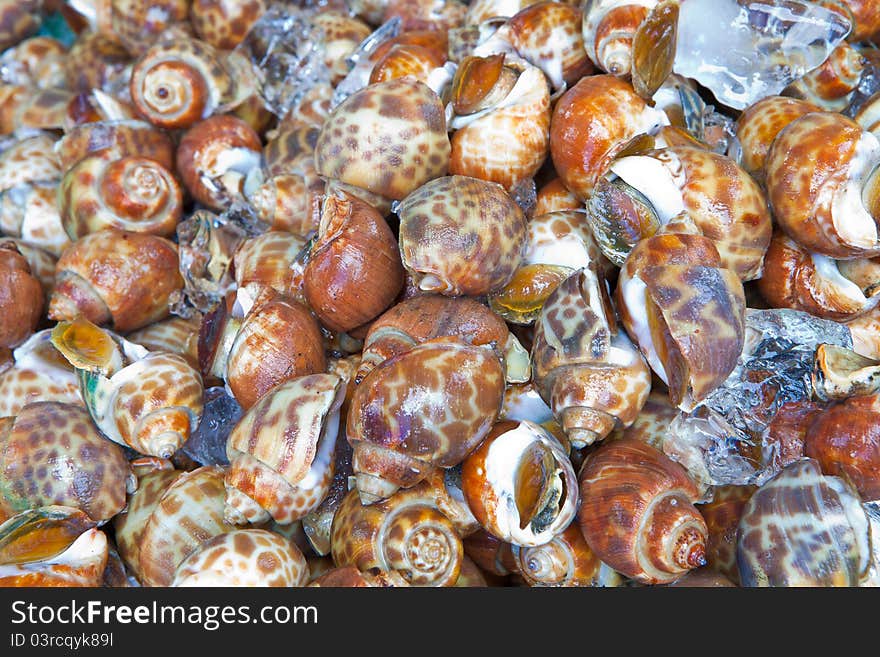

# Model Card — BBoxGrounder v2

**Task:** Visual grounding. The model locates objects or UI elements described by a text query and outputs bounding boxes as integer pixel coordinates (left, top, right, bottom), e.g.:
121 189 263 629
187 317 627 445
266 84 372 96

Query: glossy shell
765 111 880 259
224 374 344 525
0 402 131 523
347 338 505 503
550 75 667 200
578 438 708 584
303 192 405 333
315 77 450 202
49 229 183 333
461 420 578 546
397 175 527 296
532 268 651 446
737 459 871 587
330 487 464 587
58 152 182 239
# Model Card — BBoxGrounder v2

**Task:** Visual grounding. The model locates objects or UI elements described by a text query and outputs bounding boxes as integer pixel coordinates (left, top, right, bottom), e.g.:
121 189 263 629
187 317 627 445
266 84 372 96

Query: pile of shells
2 0 880 587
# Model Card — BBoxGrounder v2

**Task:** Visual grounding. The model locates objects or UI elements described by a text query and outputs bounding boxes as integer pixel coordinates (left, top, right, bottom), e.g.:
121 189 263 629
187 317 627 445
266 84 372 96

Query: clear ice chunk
235 2 331 118
674 0 852 110
170 204 268 318
181 387 242 466
331 18 402 109
663 309 853 488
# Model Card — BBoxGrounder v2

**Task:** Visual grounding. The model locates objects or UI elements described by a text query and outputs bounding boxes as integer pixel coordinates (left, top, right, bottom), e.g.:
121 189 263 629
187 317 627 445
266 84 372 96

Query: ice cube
663 309 853 487
235 2 331 118
674 0 851 110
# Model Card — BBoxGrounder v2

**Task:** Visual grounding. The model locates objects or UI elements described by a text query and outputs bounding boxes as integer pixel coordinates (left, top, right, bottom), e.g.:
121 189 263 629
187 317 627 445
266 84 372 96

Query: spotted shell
0 183 69 258
190 0 268 50
248 168 325 236
397 175 527 296
578 438 708 584
0 509 108 588
0 36 67 89
0 402 132 523
308 565 411 587
461 420 578 546
112 467 185 582
494 1 593 89
0 330 82 418
347 338 505 503
49 229 184 333
737 458 871 587
0 0 41 52
616 226 746 408
108 0 192 56
315 77 450 202
532 268 651 446
765 111 880 259
735 96 821 181
534 178 581 216
176 114 263 211
136 465 238 587
311 10 373 85
58 152 183 239
172 529 309 587
224 374 344 526
549 74 667 201
331 486 464 587
0 86 74 134
0 133 61 192
370 43 446 85
126 315 202 370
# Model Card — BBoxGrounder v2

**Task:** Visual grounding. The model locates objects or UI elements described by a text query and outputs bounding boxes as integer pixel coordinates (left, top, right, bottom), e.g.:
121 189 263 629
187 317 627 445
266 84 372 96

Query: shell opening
811 253 867 303
619 274 668 383
835 131 880 249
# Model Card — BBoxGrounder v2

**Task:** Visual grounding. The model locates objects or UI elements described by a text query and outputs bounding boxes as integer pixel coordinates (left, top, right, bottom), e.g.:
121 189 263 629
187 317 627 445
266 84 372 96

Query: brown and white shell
461 420 578 546
347 337 505 503
314 77 450 203
49 229 184 333
0 402 132 523
765 111 880 259
397 175 527 296
224 374 345 526
578 438 708 585
737 458 871 587
616 222 746 409
532 268 651 447
549 74 667 200
330 486 464 587
448 56 551 191
172 529 309 587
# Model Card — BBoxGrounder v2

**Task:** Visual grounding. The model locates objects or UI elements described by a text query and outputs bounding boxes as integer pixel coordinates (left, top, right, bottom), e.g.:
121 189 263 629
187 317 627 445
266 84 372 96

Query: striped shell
315 77 450 203
58 152 182 239
331 486 464 587
224 374 344 526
